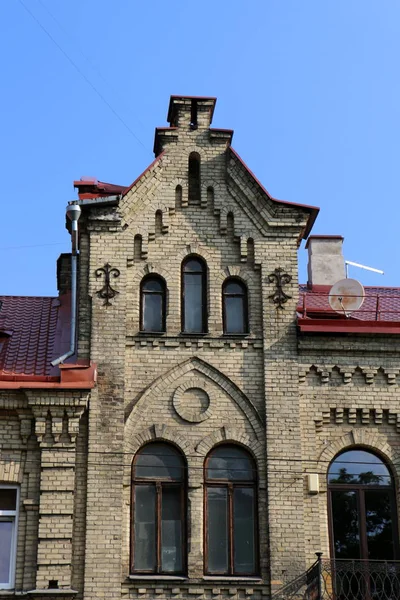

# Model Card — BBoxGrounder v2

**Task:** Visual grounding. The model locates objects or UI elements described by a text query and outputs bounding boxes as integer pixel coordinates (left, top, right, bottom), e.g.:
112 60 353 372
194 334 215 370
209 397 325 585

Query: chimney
306 236 345 286
57 253 72 295
167 96 217 129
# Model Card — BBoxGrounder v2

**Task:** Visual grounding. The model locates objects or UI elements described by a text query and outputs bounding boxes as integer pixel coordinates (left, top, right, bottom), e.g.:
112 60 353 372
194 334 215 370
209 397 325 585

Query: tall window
140 276 166 333
205 445 258 575
328 449 398 561
188 152 201 203
222 279 248 334
0 486 18 590
131 443 185 574
182 257 207 334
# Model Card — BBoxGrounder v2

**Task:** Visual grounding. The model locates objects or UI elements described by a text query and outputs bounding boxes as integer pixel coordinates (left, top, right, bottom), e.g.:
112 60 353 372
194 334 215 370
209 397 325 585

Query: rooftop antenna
328 278 365 318
345 260 384 278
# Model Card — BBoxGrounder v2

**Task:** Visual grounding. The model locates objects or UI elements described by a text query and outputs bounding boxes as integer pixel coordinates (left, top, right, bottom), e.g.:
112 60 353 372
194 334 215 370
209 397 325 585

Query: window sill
203 577 262 582
179 333 208 337
222 333 250 338
139 331 166 336
128 576 188 581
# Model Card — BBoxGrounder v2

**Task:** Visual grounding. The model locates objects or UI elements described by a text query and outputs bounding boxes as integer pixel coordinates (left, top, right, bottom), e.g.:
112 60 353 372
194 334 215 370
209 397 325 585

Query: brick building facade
1 96 399 600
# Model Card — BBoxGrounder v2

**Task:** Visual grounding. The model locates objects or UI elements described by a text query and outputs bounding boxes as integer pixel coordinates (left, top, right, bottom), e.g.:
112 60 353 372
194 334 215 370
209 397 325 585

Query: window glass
207 487 228 573
331 490 360 559
0 521 13 585
223 279 248 334
0 490 17 511
328 450 391 485
161 486 183 572
134 485 156 571
182 257 206 333
141 276 165 332
365 490 395 560
143 279 163 292
233 487 255 573
134 444 183 480
207 446 255 481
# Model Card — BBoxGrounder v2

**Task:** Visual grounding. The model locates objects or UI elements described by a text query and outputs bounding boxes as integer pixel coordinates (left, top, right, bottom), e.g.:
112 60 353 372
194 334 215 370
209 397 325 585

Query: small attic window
190 99 198 130
188 152 201 203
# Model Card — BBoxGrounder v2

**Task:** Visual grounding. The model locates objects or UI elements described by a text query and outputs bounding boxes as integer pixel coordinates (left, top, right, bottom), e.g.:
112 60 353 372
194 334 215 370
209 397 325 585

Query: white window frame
0 484 19 590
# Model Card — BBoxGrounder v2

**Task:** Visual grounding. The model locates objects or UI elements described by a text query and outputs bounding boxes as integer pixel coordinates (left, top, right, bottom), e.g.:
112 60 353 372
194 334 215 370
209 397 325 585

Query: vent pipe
51 202 81 367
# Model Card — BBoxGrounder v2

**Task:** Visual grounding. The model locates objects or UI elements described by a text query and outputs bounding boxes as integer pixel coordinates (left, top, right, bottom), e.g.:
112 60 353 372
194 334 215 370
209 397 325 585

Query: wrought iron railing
273 554 400 600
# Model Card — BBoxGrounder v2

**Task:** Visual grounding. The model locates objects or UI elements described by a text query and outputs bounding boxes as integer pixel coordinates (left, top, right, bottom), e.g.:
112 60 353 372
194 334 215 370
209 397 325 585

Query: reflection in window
0 486 18 590
328 449 398 562
222 279 248 334
205 445 258 575
140 276 166 333
131 443 185 574
182 257 207 333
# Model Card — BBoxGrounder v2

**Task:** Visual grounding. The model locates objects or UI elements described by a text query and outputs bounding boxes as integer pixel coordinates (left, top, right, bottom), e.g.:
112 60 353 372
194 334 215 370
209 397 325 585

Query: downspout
51 202 81 367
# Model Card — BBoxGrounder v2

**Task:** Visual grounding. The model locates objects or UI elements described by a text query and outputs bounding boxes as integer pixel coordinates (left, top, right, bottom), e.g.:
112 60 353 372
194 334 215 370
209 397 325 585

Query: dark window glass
205 445 257 575
223 279 248 334
141 276 166 333
188 153 200 203
182 257 206 333
131 444 185 574
0 521 13 584
0 489 17 511
329 449 398 562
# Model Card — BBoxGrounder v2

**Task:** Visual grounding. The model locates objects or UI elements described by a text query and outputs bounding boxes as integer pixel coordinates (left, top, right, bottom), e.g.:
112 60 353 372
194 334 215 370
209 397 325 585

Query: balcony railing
272 555 400 600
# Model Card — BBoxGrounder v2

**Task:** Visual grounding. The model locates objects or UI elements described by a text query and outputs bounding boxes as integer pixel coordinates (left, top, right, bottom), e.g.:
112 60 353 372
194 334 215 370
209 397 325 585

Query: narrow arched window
182 256 207 333
188 152 201 203
140 276 166 333
328 449 399 562
222 278 248 334
205 445 258 575
131 443 186 574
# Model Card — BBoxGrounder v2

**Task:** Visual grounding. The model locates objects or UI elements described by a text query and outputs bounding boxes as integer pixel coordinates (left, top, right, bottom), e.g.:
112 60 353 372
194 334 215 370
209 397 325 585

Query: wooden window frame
327 450 399 561
0 485 19 590
140 275 166 333
181 256 208 334
203 446 259 576
222 278 249 335
130 445 186 575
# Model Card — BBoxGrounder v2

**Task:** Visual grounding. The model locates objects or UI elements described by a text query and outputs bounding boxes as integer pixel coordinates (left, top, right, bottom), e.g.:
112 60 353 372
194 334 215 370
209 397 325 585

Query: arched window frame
204 444 259 576
222 277 249 335
327 447 399 561
130 442 187 575
140 275 167 333
181 255 207 334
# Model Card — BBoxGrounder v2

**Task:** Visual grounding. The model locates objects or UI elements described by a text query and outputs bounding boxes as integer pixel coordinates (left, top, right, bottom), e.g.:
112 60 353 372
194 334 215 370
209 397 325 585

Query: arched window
188 152 201 203
182 256 207 333
131 443 185 574
222 278 248 334
140 276 166 333
204 445 258 575
328 449 398 561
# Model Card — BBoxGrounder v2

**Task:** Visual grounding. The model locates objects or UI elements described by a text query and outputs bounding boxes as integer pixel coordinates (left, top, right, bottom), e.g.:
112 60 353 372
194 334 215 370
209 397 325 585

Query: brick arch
317 429 400 483
124 357 263 440
174 243 213 264
130 262 173 286
195 427 265 487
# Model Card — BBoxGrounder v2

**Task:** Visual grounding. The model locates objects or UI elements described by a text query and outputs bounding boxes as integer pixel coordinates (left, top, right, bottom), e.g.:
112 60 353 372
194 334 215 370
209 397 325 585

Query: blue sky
1 0 399 295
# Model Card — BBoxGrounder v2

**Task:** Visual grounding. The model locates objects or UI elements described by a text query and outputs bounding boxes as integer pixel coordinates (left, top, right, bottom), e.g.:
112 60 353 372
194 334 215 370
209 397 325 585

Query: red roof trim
123 152 165 197
298 318 400 335
229 148 319 239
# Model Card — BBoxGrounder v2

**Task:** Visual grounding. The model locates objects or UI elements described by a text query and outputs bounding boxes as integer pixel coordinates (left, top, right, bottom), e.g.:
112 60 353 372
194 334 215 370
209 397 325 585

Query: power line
17 0 151 154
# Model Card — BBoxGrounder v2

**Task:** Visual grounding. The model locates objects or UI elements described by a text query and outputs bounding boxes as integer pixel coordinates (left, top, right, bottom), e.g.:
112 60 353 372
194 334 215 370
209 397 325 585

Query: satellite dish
328 278 365 317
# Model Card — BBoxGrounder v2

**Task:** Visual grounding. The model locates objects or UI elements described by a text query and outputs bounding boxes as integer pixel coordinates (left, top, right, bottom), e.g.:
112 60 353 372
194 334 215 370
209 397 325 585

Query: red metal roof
74 179 128 200
0 295 96 387
298 285 400 333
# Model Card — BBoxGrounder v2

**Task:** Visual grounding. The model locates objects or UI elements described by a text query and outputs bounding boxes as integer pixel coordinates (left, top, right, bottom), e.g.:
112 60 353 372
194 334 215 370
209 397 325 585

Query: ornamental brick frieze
300 364 400 386
314 407 400 433
123 583 268 599
126 336 263 349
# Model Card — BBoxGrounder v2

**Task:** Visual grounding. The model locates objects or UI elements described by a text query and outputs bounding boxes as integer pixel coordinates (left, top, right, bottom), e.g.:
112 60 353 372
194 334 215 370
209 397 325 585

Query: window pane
184 273 203 333
135 444 184 480
184 259 203 273
143 294 163 332
331 490 361 559
207 487 228 573
143 278 163 292
134 485 156 571
225 297 245 333
0 489 17 511
161 486 183 573
234 488 255 573
207 446 255 481
328 450 391 485
0 520 13 584
225 281 244 295
365 490 395 560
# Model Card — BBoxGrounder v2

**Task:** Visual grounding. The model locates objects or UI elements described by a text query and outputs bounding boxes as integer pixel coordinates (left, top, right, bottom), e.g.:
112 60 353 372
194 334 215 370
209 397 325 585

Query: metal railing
273 554 400 600
298 292 400 322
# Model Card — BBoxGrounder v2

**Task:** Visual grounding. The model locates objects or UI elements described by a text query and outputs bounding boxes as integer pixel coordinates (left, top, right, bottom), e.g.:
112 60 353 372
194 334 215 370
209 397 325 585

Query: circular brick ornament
172 379 213 423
